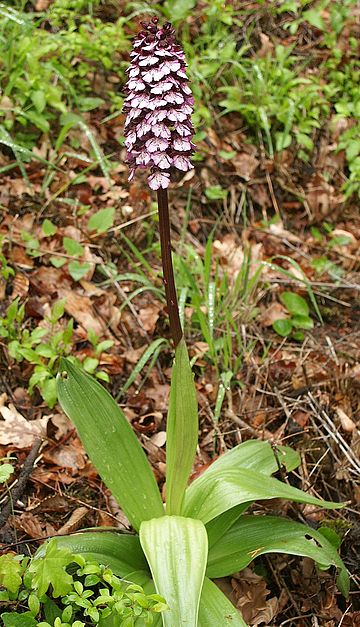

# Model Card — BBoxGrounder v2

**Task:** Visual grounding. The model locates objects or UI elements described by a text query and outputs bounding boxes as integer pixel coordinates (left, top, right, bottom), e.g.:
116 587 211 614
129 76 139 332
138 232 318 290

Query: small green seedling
1 299 112 407
0 540 167 625
273 291 314 341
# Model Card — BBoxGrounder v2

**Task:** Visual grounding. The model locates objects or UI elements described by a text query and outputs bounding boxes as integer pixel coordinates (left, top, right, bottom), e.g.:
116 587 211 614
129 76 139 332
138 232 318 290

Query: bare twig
0 437 43 529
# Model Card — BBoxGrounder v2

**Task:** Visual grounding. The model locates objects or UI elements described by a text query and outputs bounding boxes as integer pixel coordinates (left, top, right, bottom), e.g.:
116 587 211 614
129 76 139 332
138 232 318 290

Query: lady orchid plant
34 18 350 627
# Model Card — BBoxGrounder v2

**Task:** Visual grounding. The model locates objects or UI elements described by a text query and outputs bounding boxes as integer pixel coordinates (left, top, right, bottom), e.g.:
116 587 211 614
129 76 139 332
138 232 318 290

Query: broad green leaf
273 318 292 336
140 516 208 627
42 219 57 237
35 531 148 577
184 439 300 525
29 539 73 597
292 314 314 330
0 462 14 484
68 260 91 281
280 292 309 316
189 440 300 480
88 207 115 234
206 515 349 597
57 359 164 531
166 338 198 515
198 578 247 627
0 553 22 593
1 613 37 627
63 237 84 257
206 504 250 548
184 467 342 524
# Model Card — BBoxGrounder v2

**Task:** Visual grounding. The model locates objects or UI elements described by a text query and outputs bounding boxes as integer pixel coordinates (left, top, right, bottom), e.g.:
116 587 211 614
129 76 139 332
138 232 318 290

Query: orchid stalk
123 17 195 346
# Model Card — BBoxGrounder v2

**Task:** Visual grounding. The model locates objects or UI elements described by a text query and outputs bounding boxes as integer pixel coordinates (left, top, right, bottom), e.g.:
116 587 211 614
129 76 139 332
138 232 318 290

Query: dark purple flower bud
123 18 195 190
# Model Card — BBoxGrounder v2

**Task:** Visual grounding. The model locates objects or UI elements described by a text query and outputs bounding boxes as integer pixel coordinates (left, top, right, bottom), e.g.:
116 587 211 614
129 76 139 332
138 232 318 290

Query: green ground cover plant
0 298 113 407
0 540 167 626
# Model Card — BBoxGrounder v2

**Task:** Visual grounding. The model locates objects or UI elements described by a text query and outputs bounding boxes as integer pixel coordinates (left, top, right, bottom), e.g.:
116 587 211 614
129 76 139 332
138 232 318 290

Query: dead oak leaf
232 568 279 625
138 302 162 333
233 152 259 181
0 396 48 447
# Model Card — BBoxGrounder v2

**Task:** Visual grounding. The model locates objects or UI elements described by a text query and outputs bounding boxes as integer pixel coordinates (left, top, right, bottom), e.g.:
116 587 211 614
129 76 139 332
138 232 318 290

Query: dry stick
157 188 183 347
0 437 43 529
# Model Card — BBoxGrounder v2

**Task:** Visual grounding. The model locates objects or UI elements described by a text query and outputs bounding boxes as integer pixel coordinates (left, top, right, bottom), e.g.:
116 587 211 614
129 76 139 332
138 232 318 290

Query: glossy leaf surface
140 515 207 626
206 515 349 597
57 359 164 531
184 466 342 523
166 338 198 515
35 531 148 577
198 578 247 626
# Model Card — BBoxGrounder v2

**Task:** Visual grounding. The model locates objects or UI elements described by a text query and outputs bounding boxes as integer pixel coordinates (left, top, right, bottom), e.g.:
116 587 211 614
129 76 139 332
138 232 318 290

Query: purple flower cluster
123 18 195 191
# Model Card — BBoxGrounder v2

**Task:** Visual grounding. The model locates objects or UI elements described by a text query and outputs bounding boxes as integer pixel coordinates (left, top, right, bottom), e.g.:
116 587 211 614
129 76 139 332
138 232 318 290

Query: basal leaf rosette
123 18 195 190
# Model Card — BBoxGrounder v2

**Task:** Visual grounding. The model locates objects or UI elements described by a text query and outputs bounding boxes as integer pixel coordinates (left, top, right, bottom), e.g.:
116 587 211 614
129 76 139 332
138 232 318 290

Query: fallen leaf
43 442 87 470
27 494 69 513
336 407 356 432
58 288 104 335
232 568 279 625
0 395 48 447
12 272 30 299
257 32 275 57
151 431 166 447
259 302 288 327
56 506 89 535
233 152 259 181
50 413 73 440
138 302 162 333
14 512 56 539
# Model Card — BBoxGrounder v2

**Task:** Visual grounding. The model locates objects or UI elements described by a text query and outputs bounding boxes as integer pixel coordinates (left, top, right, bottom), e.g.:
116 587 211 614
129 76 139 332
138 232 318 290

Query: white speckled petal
148 171 170 190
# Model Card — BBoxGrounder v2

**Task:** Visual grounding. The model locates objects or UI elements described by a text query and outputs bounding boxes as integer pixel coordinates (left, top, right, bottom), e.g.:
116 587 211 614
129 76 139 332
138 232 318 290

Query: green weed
0 298 112 407
0 539 167 625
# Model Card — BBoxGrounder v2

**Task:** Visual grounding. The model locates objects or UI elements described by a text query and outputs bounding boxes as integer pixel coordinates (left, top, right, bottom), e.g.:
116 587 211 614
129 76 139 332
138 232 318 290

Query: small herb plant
272 291 314 341
0 457 15 485
0 298 112 407
0 539 167 626
25 18 350 627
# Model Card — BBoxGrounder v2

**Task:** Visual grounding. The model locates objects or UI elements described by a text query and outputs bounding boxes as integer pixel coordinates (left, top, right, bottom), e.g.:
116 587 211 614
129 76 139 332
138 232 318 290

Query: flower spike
123 18 195 190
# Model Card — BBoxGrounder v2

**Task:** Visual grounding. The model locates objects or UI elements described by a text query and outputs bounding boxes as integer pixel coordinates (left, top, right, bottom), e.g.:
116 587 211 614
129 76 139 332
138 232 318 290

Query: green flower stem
157 188 182 347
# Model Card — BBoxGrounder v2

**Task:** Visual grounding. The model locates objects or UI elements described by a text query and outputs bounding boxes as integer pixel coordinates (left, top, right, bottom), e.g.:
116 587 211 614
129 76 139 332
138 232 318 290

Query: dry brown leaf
151 431 166 447
56 506 89 535
213 234 262 284
257 32 275 57
27 494 69 513
58 288 104 335
138 302 162 333
259 302 288 327
232 568 279 625
12 272 30 299
50 413 73 440
14 512 56 539
336 407 356 433
43 442 87 470
233 153 259 181
0 395 48 447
